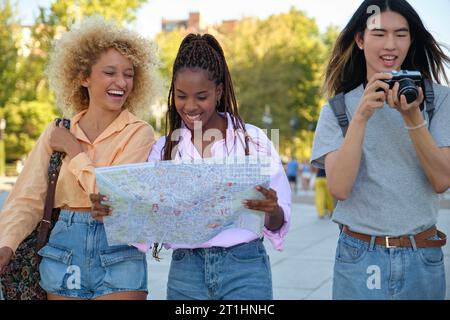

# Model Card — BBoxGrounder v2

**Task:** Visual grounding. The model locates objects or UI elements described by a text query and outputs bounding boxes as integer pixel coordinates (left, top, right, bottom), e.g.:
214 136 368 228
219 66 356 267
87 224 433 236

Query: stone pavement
145 200 450 300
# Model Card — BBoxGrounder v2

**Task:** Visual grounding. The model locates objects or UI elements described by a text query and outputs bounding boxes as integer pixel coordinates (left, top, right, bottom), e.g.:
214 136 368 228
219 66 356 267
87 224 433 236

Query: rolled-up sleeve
311 103 344 169
263 156 291 251
247 125 291 251
429 84 450 148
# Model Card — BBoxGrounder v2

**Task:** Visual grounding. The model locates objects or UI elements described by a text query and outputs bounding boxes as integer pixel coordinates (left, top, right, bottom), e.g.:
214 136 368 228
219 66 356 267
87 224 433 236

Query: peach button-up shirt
0 109 154 252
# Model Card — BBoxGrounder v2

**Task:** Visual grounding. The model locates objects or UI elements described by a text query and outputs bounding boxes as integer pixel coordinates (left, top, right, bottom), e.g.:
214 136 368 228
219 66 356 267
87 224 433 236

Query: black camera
383 70 422 104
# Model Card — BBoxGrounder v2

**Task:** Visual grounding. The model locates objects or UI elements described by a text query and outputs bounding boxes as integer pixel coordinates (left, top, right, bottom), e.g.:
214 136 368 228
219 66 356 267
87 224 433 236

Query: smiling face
174 67 223 132
356 10 412 80
82 48 134 112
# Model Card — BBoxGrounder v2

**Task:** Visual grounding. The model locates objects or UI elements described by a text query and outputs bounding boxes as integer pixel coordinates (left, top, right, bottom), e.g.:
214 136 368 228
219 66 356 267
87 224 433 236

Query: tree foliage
3 0 148 163
155 8 339 159
3 3 339 163
224 9 330 157
50 0 147 26
155 30 185 86
0 100 57 161
0 0 20 108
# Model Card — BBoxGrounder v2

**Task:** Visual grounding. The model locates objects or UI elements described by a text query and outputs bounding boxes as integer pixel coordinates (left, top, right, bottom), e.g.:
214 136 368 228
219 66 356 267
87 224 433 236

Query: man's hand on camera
387 81 424 115
355 72 392 122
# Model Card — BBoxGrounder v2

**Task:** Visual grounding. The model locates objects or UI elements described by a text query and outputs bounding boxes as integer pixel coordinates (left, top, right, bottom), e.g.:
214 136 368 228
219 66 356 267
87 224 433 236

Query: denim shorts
38 210 148 299
333 231 446 300
167 238 273 300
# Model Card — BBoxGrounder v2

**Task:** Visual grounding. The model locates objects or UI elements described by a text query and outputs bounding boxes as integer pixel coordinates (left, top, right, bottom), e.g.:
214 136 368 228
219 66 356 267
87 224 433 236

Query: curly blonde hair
46 16 160 117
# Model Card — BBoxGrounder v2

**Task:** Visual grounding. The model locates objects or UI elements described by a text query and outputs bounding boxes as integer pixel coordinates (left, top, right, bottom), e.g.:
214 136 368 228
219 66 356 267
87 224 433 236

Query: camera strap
330 81 435 137
329 92 348 137
423 79 435 128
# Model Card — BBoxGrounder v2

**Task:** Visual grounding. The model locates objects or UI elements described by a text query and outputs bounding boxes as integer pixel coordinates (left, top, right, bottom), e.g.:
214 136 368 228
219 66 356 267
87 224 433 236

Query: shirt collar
176 113 247 158
71 109 141 144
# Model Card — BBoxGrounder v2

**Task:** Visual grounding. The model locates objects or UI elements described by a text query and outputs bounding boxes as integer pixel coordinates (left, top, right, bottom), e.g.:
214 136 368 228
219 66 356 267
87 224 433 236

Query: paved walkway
145 202 450 300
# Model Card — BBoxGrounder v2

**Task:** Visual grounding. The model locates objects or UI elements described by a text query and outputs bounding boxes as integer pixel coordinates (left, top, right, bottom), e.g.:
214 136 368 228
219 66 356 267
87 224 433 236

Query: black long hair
162 33 249 161
323 0 450 97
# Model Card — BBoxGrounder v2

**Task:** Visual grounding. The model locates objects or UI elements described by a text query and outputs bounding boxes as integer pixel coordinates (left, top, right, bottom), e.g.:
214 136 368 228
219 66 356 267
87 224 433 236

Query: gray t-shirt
311 83 450 236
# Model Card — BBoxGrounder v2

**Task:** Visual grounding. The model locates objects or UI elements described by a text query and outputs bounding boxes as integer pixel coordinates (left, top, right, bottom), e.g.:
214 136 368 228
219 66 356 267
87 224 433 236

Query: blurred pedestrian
314 168 334 219
286 157 299 194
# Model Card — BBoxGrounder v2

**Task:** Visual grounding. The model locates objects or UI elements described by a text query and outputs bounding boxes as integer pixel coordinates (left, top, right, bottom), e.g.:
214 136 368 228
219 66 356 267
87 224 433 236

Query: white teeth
185 114 201 121
107 90 124 96
381 56 396 61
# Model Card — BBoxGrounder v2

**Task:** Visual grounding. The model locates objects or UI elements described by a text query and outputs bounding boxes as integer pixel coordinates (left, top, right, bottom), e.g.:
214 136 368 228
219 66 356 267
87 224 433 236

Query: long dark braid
153 34 250 260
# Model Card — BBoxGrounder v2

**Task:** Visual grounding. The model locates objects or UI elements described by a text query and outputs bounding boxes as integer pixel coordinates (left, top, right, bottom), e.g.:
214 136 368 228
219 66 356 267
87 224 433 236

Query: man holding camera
312 0 450 300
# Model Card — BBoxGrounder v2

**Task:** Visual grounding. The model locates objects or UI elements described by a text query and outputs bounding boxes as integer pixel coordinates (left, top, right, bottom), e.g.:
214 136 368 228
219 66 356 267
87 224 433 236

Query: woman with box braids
163 33 250 161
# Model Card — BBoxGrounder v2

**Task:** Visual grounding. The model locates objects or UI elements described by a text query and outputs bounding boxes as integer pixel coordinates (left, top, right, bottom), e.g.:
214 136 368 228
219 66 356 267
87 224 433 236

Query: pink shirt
138 113 291 251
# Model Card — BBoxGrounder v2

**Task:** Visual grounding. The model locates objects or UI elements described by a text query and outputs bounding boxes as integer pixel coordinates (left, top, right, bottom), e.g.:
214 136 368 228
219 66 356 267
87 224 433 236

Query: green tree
148 8 340 160
152 30 185 134
5 0 149 165
14 8 57 102
0 100 57 162
155 30 184 84
223 8 332 159
322 25 340 54
50 0 147 26
0 0 20 108
0 0 21 175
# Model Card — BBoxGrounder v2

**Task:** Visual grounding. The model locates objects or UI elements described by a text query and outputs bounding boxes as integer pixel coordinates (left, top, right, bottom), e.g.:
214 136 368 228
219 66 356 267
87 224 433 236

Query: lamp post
0 118 6 177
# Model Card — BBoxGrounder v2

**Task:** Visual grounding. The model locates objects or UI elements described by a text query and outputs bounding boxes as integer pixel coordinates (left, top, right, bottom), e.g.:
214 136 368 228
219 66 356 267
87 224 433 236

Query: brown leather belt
342 226 447 248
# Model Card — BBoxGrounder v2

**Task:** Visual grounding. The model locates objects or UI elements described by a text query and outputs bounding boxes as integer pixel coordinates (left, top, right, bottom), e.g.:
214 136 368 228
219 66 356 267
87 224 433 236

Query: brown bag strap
36 118 70 250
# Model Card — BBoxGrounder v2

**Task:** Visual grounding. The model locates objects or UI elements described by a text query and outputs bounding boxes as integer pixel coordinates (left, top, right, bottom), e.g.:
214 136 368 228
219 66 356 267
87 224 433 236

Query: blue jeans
38 210 148 299
333 232 446 300
167 238 273 300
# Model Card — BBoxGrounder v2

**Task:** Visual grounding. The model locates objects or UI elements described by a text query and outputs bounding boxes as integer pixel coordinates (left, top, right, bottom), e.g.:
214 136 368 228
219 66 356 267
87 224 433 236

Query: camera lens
398 78 418 104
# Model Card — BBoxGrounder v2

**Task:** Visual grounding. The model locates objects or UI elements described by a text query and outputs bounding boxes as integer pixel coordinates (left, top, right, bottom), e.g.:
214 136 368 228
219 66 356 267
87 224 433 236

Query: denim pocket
418 234 444 266
419 248 444 266
99 246 147 290
335 234 368 264
38 243 73 292
228 240 266 263
48 220 68 241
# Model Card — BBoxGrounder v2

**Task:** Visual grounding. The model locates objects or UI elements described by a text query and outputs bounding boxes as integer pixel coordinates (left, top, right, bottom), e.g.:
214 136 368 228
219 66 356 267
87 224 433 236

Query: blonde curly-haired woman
0 16 159 300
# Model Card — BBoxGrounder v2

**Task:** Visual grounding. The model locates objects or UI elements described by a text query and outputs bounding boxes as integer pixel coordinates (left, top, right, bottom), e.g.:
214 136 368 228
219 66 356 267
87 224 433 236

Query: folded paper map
95 156 272 246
